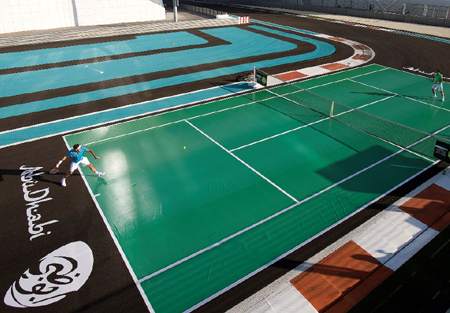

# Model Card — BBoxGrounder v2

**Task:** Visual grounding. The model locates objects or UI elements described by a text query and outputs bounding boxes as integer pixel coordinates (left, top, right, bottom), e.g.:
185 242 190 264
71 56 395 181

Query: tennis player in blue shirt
55 144 105 187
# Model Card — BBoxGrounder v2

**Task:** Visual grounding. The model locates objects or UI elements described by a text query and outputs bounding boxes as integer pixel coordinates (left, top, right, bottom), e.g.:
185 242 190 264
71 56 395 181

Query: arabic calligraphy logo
4 241 93 308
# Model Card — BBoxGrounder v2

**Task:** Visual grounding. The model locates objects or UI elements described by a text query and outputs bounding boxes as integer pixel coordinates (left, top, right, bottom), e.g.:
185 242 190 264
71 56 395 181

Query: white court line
0 81 256 150
137 76 450 285
137 129 432 285
79 65 388 147
185 119 298 203
349 78 450 113
243 86 434 162
304 66 389 90
77 65 443 296
134 69 446 284
230 116 329 152
230 91 397 152
82 97 279 146
61 137 156 313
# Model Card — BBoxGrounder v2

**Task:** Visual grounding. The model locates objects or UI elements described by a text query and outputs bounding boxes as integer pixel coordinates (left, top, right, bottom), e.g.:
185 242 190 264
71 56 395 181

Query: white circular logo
4 241 94 308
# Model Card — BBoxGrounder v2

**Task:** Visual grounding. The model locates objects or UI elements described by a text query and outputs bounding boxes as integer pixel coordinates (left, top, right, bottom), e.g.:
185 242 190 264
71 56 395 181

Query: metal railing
180 4 227 16
314 0 450 18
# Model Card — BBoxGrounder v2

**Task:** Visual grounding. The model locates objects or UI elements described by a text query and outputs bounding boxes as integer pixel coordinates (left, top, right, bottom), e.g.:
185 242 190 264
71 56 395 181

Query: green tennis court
65 64 450 313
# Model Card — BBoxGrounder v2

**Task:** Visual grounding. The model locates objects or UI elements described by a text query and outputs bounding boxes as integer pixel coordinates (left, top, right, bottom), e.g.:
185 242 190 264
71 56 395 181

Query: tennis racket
49 167 59 174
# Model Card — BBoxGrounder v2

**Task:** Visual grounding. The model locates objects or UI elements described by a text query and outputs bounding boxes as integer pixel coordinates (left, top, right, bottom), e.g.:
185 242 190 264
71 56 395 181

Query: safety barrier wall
0 0 166 34
192 0 450 27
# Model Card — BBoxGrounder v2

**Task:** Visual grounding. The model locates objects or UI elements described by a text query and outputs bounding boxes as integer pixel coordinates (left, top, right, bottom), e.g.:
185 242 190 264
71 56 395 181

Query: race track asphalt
1 3 449 313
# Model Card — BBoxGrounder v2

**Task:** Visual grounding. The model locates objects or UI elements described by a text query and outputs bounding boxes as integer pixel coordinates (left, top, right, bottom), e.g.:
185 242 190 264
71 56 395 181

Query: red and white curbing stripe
233 16 374 84
239 16 250 24
237 171 450 313
274 35 374 83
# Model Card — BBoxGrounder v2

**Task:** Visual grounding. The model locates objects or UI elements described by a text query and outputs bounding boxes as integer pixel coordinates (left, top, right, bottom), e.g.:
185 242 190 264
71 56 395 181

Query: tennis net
256 68 450 160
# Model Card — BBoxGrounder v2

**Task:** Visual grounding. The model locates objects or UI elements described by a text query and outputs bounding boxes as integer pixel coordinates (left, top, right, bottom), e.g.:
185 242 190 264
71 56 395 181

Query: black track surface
1 3 449 313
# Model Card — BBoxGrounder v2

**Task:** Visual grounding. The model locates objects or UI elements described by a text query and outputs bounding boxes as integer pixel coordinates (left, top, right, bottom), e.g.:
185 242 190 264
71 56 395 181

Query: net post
330 101 334 117
253 66 256 82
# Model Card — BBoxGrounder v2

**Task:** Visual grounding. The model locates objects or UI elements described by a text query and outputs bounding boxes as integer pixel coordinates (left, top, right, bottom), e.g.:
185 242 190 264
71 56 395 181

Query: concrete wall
0 0 165 34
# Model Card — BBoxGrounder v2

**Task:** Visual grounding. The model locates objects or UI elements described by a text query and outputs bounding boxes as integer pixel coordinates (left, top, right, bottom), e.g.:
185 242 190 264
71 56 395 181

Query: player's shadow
351 91 435 101
0 168 67 186
216 81 257 93
316 145 431 195
350 91 393 97
274 254 380 279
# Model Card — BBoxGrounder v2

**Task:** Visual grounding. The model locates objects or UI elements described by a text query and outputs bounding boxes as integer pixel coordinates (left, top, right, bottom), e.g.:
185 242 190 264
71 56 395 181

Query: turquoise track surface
1 27 298 98
0 23 336 148
0 32 208 70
